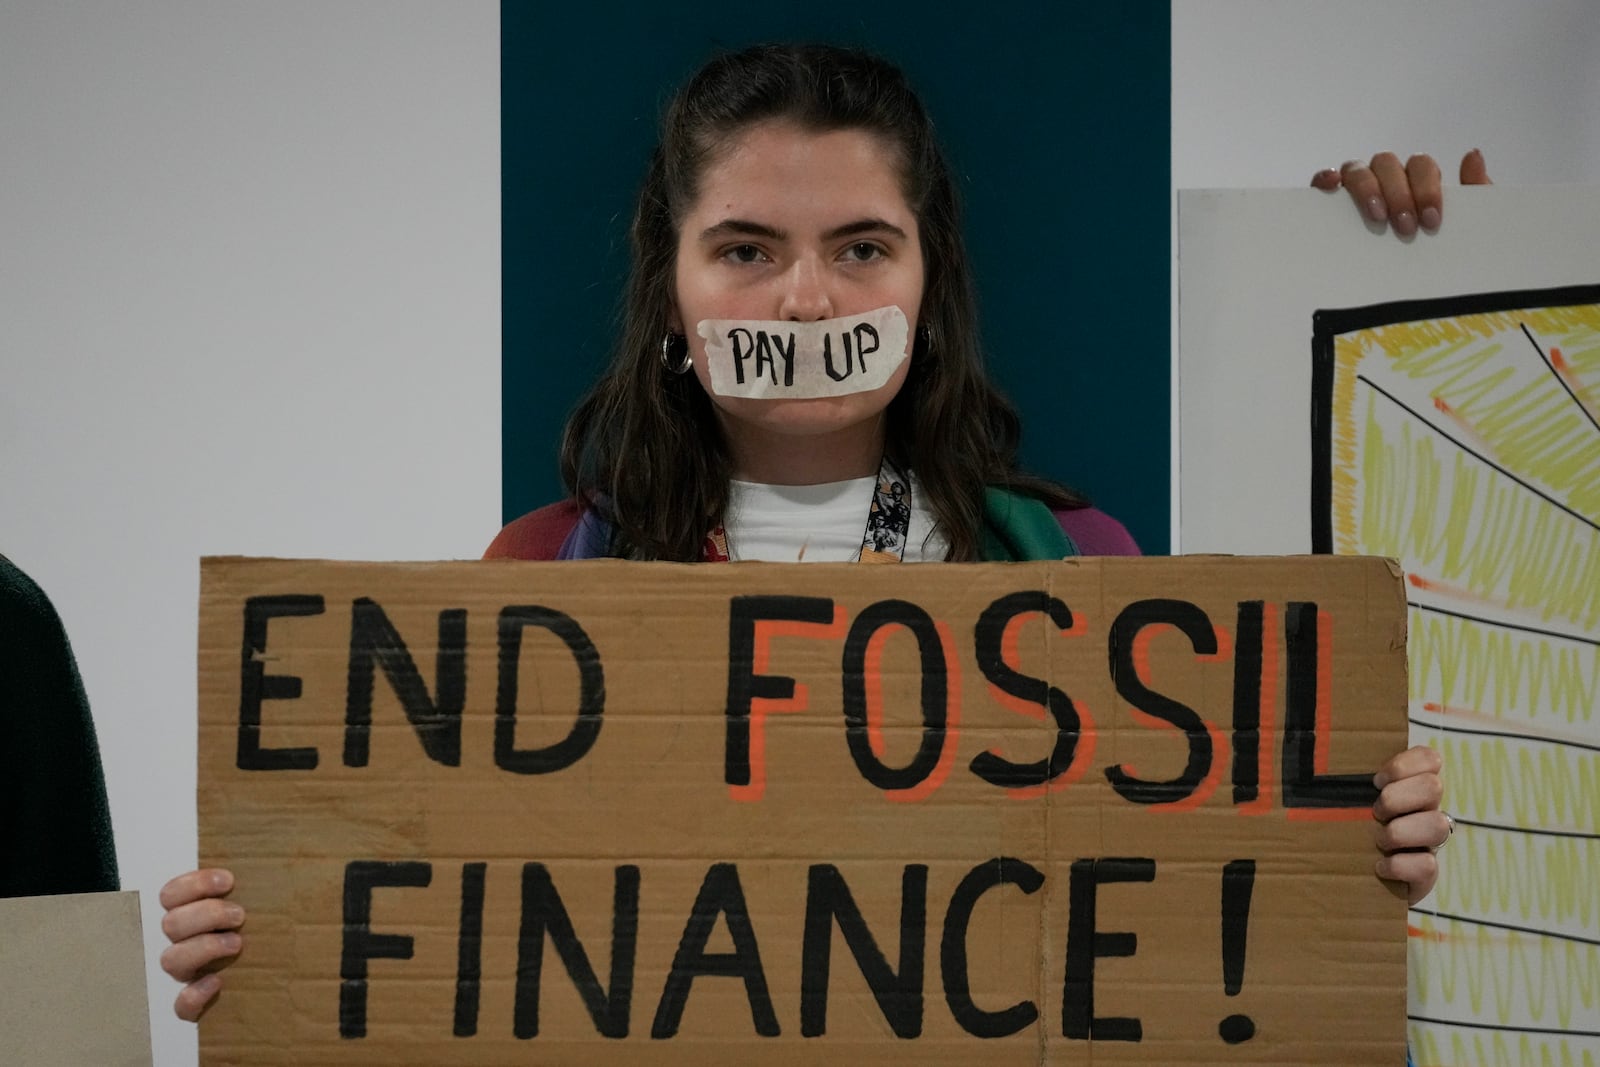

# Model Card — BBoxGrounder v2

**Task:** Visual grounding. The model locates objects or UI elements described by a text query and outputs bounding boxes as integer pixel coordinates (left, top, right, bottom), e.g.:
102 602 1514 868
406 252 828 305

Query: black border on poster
1309 282 1600 554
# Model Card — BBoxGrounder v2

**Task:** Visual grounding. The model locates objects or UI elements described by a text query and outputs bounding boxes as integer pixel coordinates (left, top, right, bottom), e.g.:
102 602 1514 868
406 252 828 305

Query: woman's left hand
1372 745 1448 904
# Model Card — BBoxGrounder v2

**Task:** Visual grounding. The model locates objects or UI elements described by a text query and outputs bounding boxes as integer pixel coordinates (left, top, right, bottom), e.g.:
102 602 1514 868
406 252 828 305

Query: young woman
161 42 1454 1022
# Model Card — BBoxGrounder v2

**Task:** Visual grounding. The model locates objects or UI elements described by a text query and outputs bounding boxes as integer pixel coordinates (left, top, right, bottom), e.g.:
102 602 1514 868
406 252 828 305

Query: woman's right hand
1310 150 1492 236
159 868 244 1021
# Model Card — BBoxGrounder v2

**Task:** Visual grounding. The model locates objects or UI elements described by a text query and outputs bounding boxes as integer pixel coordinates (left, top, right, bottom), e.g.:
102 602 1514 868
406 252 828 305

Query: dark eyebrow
697 217 909 243
698 219 786 242
822 218 908 242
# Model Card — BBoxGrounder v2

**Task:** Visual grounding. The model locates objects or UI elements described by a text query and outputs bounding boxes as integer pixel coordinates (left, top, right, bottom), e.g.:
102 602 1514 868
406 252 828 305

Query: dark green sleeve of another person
0 554 119 896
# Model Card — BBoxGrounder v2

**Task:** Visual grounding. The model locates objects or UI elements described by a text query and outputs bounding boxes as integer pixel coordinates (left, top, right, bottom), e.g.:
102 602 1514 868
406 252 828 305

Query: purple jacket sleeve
1055 507 1141 557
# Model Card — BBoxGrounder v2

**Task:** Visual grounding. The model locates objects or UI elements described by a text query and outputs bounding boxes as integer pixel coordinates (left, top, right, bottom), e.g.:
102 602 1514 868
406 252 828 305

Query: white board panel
1178 185 1600 1063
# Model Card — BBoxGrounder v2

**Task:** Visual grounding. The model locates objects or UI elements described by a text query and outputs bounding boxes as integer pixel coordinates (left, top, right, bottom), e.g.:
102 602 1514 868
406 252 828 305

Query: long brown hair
559 43 1085 560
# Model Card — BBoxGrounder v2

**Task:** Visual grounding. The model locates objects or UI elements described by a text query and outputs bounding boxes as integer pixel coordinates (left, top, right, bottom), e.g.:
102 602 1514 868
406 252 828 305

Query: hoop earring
918 324 935 355
660 332 691 374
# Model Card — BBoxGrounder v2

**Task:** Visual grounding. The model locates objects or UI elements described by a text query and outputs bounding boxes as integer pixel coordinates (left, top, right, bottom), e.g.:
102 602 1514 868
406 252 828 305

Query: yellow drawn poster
1312 285 1600 1065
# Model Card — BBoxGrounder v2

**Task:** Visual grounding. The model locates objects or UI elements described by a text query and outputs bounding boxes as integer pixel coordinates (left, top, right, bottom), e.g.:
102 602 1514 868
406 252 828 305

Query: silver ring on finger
1434 811 1455 851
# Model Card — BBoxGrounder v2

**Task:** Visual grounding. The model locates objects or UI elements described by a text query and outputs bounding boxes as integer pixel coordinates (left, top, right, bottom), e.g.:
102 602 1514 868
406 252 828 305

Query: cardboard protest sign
0 891 154 1066
198 557 1408 1065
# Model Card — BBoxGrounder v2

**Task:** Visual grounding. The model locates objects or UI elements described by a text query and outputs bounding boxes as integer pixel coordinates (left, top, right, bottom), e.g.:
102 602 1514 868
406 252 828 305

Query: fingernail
196 974 220 994
1394 210 1417 235
1420 206 1441 230
211 870 233 893
1365 197 1387 222
1372 771 1389 789
220 933 242 953
224 904 245 925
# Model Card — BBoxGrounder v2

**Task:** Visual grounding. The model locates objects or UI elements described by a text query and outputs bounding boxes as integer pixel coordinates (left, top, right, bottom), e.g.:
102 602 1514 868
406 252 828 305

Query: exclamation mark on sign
1219 859 1256 1044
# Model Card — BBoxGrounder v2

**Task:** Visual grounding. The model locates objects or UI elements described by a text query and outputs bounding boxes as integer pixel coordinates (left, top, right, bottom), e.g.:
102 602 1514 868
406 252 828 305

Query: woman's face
671 121 924 463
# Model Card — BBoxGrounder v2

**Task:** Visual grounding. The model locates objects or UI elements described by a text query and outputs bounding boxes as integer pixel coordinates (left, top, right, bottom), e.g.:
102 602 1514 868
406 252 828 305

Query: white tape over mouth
697 305 910 400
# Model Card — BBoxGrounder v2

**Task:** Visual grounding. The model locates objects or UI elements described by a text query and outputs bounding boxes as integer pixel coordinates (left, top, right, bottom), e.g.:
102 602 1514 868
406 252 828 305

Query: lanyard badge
703 455 911 563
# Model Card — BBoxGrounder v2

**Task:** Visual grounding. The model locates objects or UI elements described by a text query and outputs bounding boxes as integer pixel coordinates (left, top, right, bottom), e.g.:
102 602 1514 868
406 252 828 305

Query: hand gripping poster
1178 187 1600 1066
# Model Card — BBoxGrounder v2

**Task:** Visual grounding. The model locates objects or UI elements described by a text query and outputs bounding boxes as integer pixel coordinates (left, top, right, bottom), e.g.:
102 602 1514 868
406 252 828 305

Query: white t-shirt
723 474 949 562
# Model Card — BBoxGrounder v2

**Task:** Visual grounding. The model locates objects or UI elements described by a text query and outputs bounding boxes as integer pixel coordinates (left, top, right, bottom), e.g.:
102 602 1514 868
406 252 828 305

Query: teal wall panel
502 2 1171 553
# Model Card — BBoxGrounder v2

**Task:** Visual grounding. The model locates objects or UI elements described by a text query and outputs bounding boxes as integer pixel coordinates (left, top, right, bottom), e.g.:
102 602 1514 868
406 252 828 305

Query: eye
722 243 768 265
843 241 886 262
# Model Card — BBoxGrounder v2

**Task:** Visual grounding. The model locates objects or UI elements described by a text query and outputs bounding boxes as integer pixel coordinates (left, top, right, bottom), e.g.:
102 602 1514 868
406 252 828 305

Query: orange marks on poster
1141 712 1227 814
731 606 848 803
1430 394 1495 453
1549 345 1600 423
882 620 962 804
1238 603 1280 816
1407 572 1505 613
1004 703 1099 800
1209 624 1235 662
984 608 1085 721
1125 620 1233 812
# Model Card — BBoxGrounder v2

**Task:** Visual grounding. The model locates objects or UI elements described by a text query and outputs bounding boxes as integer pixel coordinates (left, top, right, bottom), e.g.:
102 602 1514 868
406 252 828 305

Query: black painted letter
773 331 796 386
823 331 852 381
453 862 486 1037
730 328 753 384
971 591 1083 788
842 600 949 792
1062 857 1154 1042
724 596 834 787
238 594 324 771
1105 600 1216 804
652 863 778 1038
801 864 927 1038
344 598 466 767
495 606 605 775
1282 602 1374 807
853 322 879 370
1230 602 1265 804
514 863 639 1039
340 860 432 1038
941 857 1044 1038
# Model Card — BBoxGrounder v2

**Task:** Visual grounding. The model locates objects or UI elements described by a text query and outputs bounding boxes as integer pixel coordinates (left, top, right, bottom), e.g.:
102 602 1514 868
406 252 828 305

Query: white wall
0 3 500 1064
1173 0 1600 188
1171 0 1600 549
3 1 1598 1064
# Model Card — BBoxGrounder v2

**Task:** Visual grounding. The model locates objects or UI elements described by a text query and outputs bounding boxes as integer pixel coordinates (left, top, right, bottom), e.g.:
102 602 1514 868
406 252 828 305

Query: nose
779 256 833 322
